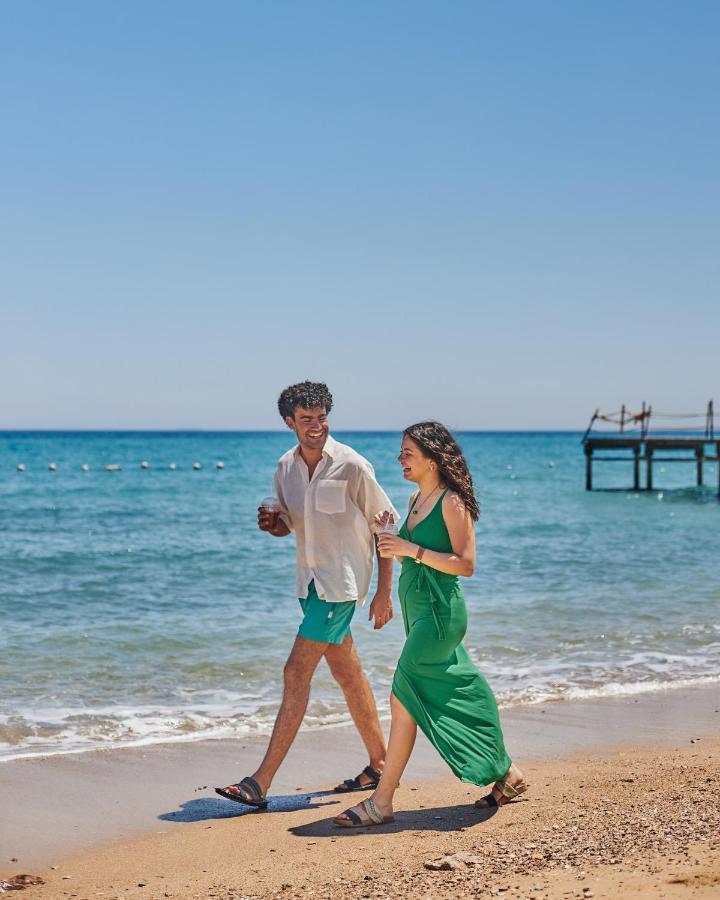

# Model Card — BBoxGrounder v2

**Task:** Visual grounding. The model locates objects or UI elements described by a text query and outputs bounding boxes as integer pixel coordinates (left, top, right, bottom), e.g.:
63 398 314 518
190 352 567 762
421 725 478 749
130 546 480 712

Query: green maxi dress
392 490 512 787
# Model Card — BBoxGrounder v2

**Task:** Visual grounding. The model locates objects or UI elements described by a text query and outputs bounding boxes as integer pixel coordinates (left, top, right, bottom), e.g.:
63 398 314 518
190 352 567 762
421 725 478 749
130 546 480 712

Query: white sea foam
2 672 718 763
495 673 720 708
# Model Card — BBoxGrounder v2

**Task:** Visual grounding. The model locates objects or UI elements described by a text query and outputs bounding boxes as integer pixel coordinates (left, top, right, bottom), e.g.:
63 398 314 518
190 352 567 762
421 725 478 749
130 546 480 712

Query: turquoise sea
1 431 718 762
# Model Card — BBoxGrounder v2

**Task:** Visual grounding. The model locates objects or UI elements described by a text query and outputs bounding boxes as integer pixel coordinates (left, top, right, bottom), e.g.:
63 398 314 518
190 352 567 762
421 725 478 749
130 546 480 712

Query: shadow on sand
158 790 341 823
289 801 498 837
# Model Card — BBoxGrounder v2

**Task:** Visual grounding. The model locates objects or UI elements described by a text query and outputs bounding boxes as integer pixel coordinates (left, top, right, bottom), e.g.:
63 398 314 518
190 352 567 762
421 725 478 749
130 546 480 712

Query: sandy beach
2 685 718 899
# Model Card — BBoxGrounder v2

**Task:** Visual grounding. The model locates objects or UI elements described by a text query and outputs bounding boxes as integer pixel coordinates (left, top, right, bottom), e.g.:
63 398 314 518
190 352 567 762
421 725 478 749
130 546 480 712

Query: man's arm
368 548 394 630
376 550 393 595
350 459 397 629
353 460 400 526
363 464 396 629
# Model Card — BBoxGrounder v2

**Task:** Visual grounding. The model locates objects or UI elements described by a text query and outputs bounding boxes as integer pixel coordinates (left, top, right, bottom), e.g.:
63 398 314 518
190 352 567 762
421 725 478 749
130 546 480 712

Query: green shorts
298 580 356 645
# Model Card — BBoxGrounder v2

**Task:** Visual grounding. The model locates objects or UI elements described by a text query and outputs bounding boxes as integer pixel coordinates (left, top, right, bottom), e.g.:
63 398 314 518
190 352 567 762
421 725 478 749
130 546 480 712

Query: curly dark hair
403 422 479 521
277 381 334 420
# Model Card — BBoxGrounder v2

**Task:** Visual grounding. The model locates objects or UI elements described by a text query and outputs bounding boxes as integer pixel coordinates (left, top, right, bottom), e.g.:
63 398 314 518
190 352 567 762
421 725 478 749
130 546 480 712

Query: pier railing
582 401 719 495
582 401 714 442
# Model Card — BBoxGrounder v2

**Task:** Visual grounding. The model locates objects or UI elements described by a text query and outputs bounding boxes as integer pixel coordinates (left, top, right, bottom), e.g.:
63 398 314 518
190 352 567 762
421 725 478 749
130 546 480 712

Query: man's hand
368 592 393 630
372 510 394 531
257 507 291 537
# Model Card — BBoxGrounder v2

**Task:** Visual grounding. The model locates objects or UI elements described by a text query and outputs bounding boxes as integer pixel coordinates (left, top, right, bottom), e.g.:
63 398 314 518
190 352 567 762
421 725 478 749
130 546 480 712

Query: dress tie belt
414 562 450 640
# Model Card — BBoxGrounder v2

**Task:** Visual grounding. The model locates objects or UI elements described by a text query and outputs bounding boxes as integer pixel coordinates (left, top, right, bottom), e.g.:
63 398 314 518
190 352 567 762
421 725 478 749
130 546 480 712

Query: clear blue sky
1 1 718 430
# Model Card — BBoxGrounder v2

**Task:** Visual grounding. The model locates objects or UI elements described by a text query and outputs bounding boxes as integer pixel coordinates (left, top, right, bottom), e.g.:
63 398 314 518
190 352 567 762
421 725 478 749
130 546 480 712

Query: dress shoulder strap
431 487 449 513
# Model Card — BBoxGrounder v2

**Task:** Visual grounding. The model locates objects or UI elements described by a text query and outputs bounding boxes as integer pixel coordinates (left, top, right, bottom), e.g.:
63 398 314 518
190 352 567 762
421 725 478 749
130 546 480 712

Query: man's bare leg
325 636 386 784
221 636 328 798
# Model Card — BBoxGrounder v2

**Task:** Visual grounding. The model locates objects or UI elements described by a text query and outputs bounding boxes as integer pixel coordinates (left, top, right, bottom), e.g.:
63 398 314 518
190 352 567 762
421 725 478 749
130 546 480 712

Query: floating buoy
17 464 25 472
168 463 177 470
658 492 664 501
506 464 513 471
216 461 225 469
81 464 90 472
48 463 57 472
548 461 555 469
140 461 150 469
105 464 122 472
193 462 202 470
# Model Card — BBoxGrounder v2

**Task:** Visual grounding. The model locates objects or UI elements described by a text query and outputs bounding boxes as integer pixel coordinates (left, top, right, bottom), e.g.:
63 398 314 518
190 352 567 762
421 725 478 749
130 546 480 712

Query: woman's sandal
333 765 382 794
474 779 528 809
214 776 268 809
333 798 395 827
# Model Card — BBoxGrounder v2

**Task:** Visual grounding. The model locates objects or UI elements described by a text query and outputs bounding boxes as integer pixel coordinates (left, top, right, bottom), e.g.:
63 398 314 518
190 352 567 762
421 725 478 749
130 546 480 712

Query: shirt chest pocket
315 479 348 514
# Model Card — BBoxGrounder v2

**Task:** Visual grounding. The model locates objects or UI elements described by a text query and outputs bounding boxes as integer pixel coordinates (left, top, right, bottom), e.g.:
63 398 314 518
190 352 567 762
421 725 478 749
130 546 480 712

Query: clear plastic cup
260 496 283 530
376 520 399 558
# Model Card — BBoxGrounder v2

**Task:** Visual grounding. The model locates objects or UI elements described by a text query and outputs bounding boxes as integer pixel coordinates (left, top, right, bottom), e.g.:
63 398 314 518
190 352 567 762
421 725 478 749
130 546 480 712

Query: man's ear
284 415 297 432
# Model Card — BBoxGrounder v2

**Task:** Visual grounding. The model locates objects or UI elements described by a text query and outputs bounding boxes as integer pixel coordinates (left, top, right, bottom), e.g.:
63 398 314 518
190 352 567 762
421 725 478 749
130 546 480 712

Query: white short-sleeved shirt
274 435 398 604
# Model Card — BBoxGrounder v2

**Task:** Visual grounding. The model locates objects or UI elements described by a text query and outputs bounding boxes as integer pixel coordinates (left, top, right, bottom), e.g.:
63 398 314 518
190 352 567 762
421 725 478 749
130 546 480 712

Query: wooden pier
582 402 720 496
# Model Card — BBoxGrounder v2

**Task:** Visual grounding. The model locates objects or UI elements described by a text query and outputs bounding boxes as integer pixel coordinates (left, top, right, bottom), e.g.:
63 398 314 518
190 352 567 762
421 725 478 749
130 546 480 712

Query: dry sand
1 693 719 899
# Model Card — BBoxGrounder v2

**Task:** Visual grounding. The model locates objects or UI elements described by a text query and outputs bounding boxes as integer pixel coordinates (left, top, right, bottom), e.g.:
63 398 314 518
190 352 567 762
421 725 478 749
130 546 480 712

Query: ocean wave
2 672 718 763
495 673 720 707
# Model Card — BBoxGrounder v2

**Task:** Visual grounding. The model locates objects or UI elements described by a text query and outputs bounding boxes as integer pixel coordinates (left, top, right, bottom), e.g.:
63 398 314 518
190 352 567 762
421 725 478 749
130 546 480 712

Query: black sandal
215 776 268 808
333 765 382 794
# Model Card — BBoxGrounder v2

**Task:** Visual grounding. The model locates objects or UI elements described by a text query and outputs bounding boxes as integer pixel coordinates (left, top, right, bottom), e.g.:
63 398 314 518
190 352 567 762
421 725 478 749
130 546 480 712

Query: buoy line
14 462 228 473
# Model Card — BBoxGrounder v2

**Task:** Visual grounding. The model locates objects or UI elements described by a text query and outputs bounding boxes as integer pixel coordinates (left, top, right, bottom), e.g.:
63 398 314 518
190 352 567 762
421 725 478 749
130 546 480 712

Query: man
216 381 397 807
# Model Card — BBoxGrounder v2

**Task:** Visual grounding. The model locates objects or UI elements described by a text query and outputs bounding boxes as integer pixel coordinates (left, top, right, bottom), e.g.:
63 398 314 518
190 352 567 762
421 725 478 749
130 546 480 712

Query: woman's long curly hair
403 422 479 521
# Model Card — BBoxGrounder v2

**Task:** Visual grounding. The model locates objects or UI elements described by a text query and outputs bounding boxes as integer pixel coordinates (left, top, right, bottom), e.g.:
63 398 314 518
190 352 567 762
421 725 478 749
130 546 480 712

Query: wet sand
1 685 718 898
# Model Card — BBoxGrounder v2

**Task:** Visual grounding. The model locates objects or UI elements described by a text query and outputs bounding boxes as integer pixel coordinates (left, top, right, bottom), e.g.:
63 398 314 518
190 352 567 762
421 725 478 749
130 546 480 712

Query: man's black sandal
215 776 268 808
333 765 382 793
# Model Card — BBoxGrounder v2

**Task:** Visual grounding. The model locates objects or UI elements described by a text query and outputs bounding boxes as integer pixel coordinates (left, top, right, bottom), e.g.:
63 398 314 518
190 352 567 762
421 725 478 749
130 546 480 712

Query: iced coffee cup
260 496 283 530
376 518 399 558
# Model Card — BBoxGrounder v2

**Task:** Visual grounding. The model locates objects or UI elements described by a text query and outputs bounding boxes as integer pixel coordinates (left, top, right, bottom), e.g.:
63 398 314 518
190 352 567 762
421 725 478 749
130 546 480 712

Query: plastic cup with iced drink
260 496 283 530
376 515 399 558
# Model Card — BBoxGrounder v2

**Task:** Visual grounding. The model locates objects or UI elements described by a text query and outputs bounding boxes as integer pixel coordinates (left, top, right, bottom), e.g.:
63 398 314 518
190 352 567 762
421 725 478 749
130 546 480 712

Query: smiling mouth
308 432 324 439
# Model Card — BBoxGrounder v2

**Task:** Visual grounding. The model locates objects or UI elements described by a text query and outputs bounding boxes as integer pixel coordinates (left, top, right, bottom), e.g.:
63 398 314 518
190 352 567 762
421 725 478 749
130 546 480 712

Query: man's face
285 406 329 451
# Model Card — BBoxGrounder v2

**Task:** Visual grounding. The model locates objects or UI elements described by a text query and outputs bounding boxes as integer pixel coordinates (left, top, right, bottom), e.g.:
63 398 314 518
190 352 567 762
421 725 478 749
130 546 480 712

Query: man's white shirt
274 435 399 604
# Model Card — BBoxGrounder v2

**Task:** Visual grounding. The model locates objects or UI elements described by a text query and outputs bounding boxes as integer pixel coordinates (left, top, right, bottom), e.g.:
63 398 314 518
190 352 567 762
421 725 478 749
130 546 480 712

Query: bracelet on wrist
415 545 426 563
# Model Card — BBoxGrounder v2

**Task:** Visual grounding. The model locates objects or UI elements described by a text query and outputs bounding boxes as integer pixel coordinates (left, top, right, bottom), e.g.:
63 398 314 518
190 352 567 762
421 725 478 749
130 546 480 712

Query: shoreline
1 682 718 882
4 673 718 767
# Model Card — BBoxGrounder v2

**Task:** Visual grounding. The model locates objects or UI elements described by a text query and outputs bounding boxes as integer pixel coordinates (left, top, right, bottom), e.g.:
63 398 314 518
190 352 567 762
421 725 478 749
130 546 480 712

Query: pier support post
696 449 703 487
633 447 640 491
585 446 593 491
646 448 653 491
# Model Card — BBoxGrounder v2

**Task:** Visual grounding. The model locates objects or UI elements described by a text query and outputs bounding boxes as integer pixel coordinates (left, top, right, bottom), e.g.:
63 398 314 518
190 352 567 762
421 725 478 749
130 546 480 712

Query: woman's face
398 435 434 483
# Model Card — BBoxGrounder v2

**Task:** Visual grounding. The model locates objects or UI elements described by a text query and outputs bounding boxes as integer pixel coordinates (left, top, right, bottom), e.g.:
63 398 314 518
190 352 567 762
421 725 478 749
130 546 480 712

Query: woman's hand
377 532 416 560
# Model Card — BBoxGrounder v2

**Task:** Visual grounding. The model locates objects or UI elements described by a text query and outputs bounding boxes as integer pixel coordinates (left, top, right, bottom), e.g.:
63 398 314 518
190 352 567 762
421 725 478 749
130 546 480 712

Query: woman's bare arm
377 491 476 577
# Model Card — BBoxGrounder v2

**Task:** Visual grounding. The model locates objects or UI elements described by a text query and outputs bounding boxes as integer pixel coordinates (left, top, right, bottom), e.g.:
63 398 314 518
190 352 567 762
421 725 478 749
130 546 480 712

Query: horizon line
0 427 587 434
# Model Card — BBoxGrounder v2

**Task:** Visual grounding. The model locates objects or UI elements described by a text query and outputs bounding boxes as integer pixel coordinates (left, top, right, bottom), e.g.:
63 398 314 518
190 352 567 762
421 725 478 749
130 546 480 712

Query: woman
334 422 526 827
